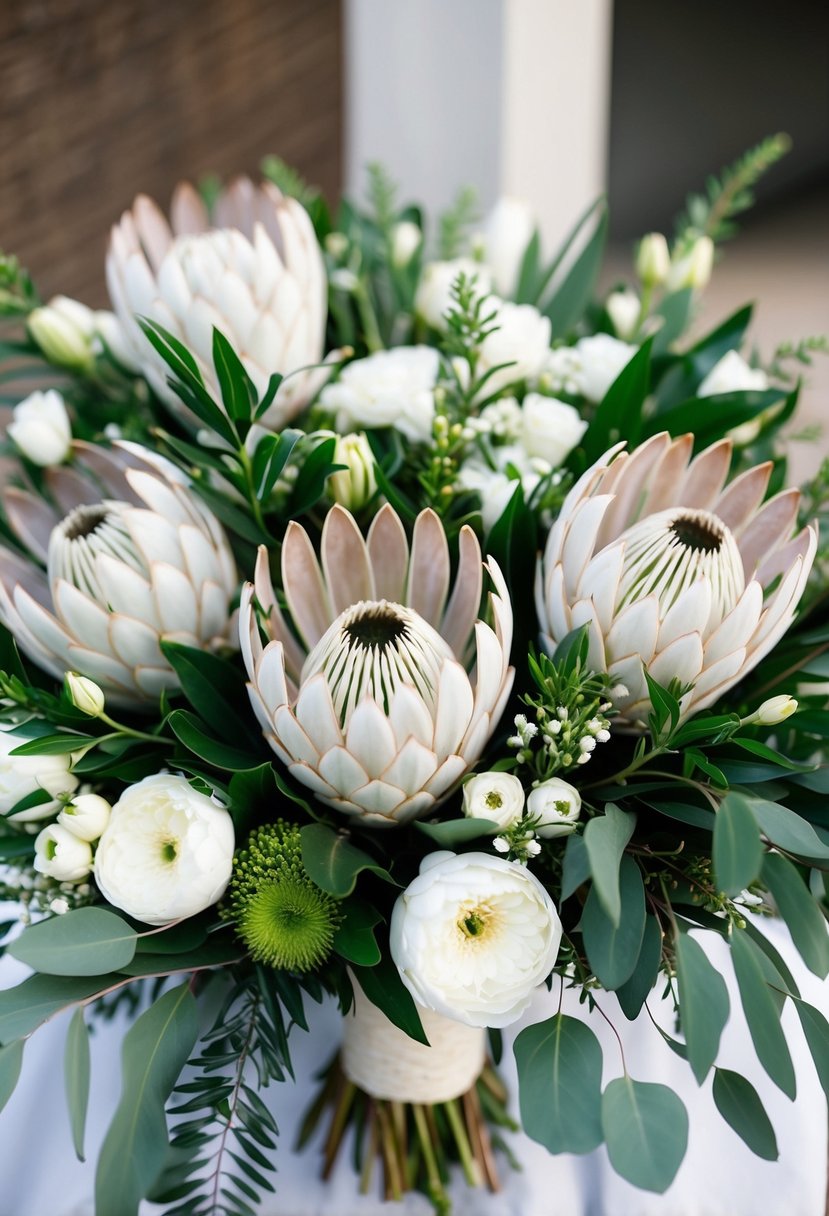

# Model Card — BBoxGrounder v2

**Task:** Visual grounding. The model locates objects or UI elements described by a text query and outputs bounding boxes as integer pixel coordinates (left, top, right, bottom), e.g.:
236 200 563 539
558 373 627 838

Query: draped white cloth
0 917 826 1216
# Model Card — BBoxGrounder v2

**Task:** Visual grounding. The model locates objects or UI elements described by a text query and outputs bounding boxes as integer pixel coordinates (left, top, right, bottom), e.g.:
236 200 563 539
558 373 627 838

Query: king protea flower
536 432 817 726
106 177 327 429
0 442 236 707
240 505 514 826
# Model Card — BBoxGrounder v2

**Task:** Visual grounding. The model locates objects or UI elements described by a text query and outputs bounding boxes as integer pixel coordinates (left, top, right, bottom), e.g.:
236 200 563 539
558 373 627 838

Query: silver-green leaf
601 1077 689 1193
514 1014 604 1154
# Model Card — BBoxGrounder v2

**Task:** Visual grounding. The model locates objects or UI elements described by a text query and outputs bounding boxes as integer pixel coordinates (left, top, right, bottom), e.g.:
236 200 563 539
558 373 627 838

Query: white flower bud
752 695 798 726
462 771 525 828
667 236 715 291
34 824 93 882
329 432 377 511
0 728 80 823
65 672 106 717
28 296 95 372
325 232 350 260
7 389 72 467
606 289 641 341
49 897 70 915
636 233 671 287
390 220 422 267
527 778 582 838
493 835 510 853
58 793 112 842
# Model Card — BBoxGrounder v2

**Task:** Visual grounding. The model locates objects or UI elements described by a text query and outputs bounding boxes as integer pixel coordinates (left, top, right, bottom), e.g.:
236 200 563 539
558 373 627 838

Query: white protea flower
0 442 237 708
106 178 327 429
239 504 514 827
536 432 817 727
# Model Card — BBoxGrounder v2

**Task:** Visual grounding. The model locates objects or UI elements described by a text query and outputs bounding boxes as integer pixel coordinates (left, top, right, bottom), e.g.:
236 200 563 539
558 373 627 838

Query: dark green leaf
601 1077 689 1193
583 804 636 926
651 288 693 356
544 202 608 334
65 1007 90 1160
644 389 785 445
0 1039 24 1114
514 1014 604 1154
675 932 730 1083
288 437 338 514
561 832 590 901
168 709 262 771
730 929 796 1098
118 939 243 977
712 1068 778 1161
212 327 256 423
713 791 763 896
8 908 138 976
616 915 663 1020
762 852 829 978
350 959 428 1045
300 823 395 897
253 372 285 421
160 642 255 740
332 900 382 966
794 1000 829 1101
139 319 238 447
9 733 98 756
581 856 646 989
414 817 499 846
582 337 652 464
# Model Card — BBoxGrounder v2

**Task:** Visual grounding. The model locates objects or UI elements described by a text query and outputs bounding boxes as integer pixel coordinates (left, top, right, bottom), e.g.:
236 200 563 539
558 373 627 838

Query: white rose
321 346 438 443
521 394 586 467
94 773 235 925
58 793 111 842
7 389 72 467
698 350 769 397
574 334 638 403
476 299 552 400
527 778 582 838
481 197 536 297
28 296 95 372
667 236 714 291
0 729 80 822
462 772 525 828
34 824 93 882
390 221 423 268
415 259 492 330
329 432 377 511
606 289 641 341
390 850 562 1028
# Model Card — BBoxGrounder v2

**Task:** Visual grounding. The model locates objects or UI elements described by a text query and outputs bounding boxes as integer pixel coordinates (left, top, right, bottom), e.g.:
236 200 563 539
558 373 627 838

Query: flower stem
412 1103 451 1216
443 1097 480 1187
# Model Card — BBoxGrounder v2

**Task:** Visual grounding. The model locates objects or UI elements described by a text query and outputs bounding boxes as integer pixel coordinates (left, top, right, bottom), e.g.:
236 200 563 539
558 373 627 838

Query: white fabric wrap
342 978 486 1103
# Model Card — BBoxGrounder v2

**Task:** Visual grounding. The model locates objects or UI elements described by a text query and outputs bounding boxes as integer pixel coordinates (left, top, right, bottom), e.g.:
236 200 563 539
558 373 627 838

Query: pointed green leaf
730 929 796 1098
300 823 395 897
675 932 730 1083
713 792 763 896
582 856 646 988
544 202 608 334
745 796 829 864
794 999 829 1102
583 804 636 926
582 337 652 464
514 1014 604 1154
616 915 663 1020
561 831 591 902
415 817 499 846
762 852 829 978
333 900 382 966
64 1007 90 1160
601 1077 689 1193
350 958 428 1046
168 709 262 771
95 983 199 1216
212 327 256 423
712 1068 778 1161
0 1040 24 1114
8 907 138 976
0 974 119 1045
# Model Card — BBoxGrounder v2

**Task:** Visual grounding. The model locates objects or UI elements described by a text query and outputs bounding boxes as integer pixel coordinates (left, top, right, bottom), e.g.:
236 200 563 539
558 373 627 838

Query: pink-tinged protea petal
2 489 59 563
238 504 513 824
537 432 815 728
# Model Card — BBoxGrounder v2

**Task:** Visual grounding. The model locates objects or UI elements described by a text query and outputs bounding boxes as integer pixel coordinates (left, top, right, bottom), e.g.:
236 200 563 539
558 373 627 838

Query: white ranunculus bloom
329 432 377 511
57 793 111 842
521 394 586 467
0 729 80 823
34 824 93 881
462 771 525 828
476 299 551 400
390 221 422 267
481 197 536 297
574 334 638 404
415 258 492 331
28 296 95 373
94 773 235 925
606 289 641 341
7 390 72 467
526 777 582 838
390 850 562 1027
321 347 439 443
698 350 769 398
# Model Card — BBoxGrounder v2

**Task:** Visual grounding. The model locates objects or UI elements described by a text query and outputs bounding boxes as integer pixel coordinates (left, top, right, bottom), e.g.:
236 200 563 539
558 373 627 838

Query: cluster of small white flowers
539 346 583 397
0 864 94 924
461 396 524 443
509 702 612 776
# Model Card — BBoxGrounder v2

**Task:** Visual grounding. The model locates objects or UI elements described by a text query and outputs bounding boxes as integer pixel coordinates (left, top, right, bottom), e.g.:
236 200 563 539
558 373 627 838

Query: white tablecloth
0 918 826 1216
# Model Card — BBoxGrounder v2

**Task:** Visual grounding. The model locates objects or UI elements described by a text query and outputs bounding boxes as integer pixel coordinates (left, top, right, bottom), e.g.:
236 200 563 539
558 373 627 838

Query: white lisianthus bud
751 695 798 726
94 773 235 925
58 793 112 842
573 334 637 404
93 311 141 371
526 778 582 838
462 771 525 828
482 196 536 297
34 824 93 882
28 296 95 372
65 672 106 717
7 389 72 467
521 394 587 467
390 851 562 1027
414 259 492 331
667 235 715 291
635 233 671 287
390 220 422 267
329 432 377 511
0 729 80 823
606 289 642 341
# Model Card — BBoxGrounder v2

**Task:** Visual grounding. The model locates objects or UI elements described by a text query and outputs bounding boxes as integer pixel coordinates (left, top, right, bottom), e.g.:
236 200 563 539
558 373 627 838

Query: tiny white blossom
493 836 510 853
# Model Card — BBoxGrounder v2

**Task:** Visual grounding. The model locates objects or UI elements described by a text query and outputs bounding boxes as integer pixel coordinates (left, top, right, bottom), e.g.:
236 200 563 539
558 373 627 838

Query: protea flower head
106 177 327 429
239 505 514 826
0 442 237 708
536 432 817 727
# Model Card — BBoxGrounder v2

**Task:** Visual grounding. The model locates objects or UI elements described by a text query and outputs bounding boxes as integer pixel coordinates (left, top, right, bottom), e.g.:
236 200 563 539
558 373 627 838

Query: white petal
345 700 398 778
294 674 343 754
649 632 705 689
273 705 319 765
318 746 370 795
389 683 436 749
381 737 438 795
432 660 475 757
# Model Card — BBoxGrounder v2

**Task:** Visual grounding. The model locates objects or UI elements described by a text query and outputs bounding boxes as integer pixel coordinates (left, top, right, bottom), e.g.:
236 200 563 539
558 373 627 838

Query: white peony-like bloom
476 299 551 400
7 390 72 467
0 728 79 823
574 334 637 404
107 178 328 430
481 197 536 297
698 350 769 398
329 432 377 511
415 258 492 331
457 443 551 532
94 773 235 925
462 771 525 828
57 793 111 842
28 296 95 373
526 778 582 838
34 824 93 882
390 850 562 1027
521 394 586 467
606 289 641 341
320 347 439 443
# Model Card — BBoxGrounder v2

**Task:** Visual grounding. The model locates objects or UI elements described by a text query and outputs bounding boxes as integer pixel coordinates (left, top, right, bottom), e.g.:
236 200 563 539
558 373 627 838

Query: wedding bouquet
1 134 829 1216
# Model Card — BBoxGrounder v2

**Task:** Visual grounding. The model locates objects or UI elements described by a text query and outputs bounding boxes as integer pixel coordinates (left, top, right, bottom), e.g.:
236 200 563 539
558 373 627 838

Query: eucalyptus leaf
794 999 829 1102
748 796 829 864
730 929 796 1099
415 817 498 846
300 823 395 897
581 856 646 989
64 1007 90 1160
713 791 763 896
712 1068 778 1161
583 804 636 926
561 831 590 901
616 915 663 1020
0 1039 24 1114
675 932 730 1083
514 1014 604 1154
601 1077 689 1193
762 852 829 978
8 908 138 977
0 974 120 1045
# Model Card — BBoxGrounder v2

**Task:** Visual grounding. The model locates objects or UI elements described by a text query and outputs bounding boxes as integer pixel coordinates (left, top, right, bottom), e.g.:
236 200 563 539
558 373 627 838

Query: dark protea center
48 499 147 600
62 504 109 542
669 513 724 554
343 603 409 650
